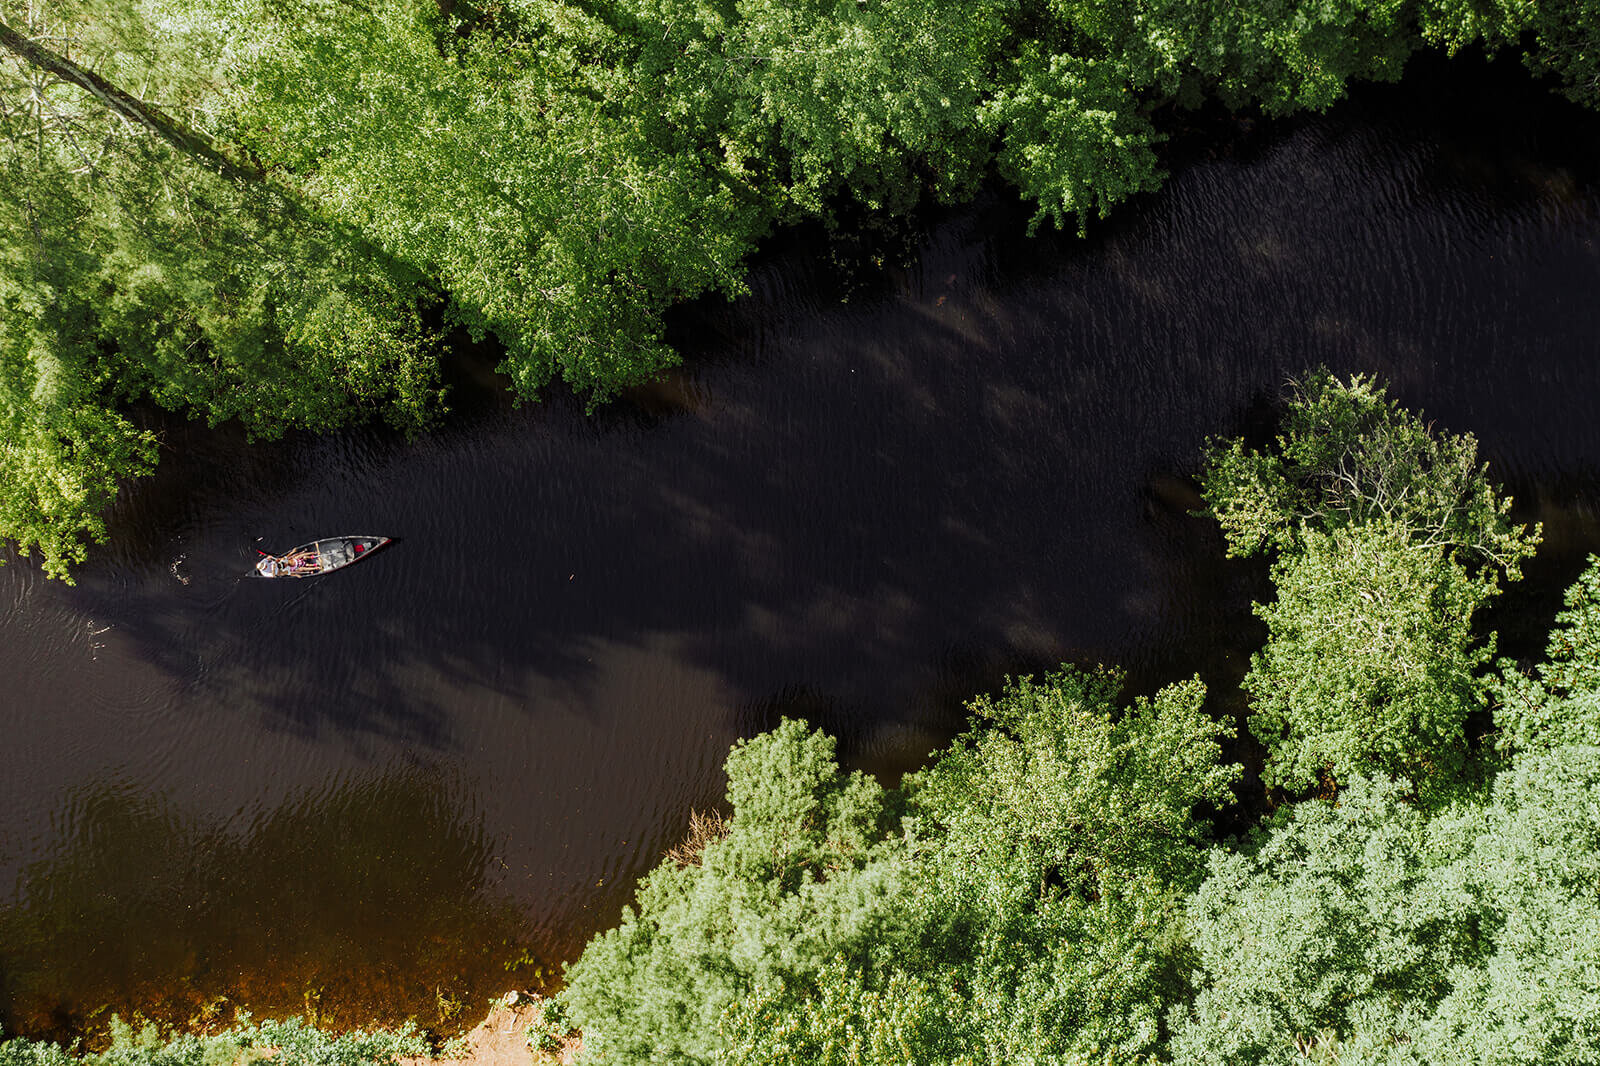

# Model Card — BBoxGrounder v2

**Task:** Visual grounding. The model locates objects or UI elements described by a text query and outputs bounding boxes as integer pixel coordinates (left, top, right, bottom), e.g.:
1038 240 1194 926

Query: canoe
256 535 391 578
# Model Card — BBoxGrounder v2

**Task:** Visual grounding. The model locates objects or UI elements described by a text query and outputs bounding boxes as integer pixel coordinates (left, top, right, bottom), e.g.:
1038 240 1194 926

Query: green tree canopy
8 0 1600 575
559 718 906 1064
1172 773 1478 1066
1493 554 1600 753
1243 521 1495 789
560 670 1237 1064
1177 700 1600 1063
1201 370 1536 571
1201 371 1539 791
1 1017 428 1066
897 670 1237 1063
1 0 441 578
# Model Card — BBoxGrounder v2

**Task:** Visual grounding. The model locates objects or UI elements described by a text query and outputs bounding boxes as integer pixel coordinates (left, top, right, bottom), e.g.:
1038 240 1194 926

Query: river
4 51 1600 1038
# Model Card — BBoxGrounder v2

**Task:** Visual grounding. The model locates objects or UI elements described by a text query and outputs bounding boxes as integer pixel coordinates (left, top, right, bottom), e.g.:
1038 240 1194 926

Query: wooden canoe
255 536 391 578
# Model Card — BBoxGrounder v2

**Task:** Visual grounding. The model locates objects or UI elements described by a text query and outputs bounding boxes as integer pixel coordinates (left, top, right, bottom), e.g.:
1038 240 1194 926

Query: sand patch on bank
405 995 580 1066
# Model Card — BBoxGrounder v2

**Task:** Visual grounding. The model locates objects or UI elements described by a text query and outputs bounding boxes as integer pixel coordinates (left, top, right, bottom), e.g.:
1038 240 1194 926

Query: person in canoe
285 549 320 574
256 536 390 577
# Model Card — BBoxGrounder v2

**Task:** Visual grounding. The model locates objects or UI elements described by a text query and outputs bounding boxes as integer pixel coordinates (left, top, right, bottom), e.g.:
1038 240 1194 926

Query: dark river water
5 53 1600 1039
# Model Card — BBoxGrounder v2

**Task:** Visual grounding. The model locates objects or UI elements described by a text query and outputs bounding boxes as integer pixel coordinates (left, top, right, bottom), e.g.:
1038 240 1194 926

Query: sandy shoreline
405 995 580 1066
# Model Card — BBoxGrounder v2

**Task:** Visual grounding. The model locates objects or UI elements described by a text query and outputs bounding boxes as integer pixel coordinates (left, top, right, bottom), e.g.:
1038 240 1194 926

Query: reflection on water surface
1 771 527 1040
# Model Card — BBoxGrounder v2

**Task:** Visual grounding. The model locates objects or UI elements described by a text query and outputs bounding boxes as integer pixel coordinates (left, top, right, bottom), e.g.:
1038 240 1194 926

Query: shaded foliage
1493 553 1600 752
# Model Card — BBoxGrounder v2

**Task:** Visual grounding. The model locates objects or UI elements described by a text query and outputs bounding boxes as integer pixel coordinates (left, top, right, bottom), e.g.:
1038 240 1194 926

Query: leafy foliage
1425 739 1600 1064
1176 703 1600 1065
1243 522 1495 789
624 0 1011 218
1171 550 1600 1066
1 0 441 577
1172 774 1478 1066
559 718 905 1063
1201 370 1536 570
898 670 1237 1063
1494 555 1600 753
560 671 1237 1064
216 0 768 399
7 0 1600 573
1533 557 1600 702
1422 0 1600 108
0 1018 429 1066
720 961 970 1066
1202 371 1539 790
980 46 1166 235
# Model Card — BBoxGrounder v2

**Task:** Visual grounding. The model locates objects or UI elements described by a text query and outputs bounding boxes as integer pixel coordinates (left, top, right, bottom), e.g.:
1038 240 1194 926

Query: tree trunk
0 19 263 183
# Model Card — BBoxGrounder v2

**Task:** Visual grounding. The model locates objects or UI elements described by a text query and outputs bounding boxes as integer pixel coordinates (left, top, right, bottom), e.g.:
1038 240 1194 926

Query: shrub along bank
0 1018 430 1066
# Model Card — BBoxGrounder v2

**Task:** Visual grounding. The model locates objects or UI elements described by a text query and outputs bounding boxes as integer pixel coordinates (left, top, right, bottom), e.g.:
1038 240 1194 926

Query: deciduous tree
1202 371 1539 790
1 0 440 577
560 670 1237 1063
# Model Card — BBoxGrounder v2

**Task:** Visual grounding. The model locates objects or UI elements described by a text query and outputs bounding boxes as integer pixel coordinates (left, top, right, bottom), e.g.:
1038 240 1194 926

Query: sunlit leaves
0 343 157 581
1244 522 1494 790
559 719 906 1065
721 961 972 1066
1430 739 1600 1064
1422 0 1600 108
706 0 1008 216
900 670 1236 1063
0 1 442 575
562 673 1238 1064
1177 426 1600 1064
1177 725 1600 1065
215 0 767 399
1202 369 1539 573
908 670 1235 901
1202 371 1539 791
1172 774 1478 1066
0 1017 429 1066
1195 0 1411 113
981 48 1164 235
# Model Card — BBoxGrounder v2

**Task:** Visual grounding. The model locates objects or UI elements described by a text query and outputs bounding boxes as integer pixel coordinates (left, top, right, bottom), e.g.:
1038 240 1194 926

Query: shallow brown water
5 52 1600 1039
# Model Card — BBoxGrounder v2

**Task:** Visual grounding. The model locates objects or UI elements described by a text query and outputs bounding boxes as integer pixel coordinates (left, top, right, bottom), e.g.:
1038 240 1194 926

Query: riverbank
409 994 580 1066
0 994 583 1066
